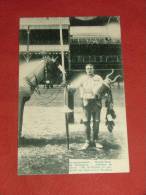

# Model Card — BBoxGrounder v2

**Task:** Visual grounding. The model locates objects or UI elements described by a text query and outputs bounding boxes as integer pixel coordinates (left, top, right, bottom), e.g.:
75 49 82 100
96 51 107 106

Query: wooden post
26 26 30 63
59 25 66 83
68 90 74 123
64 85 70 149
68 26 71 72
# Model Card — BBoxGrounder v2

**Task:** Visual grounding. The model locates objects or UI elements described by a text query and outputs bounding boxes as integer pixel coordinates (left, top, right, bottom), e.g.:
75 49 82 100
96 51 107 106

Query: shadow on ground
19 136 83 147
19 136 121 151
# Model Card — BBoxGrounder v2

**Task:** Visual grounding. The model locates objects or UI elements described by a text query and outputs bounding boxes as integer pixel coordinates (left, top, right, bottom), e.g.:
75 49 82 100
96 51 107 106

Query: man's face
85 65 94 76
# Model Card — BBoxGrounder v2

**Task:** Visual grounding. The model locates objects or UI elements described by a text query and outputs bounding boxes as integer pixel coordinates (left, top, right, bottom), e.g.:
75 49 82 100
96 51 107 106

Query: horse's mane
19 59 45 79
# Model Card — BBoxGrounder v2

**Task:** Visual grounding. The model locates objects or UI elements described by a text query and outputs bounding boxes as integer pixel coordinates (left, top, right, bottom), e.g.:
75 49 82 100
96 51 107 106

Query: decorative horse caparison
18 57 61 142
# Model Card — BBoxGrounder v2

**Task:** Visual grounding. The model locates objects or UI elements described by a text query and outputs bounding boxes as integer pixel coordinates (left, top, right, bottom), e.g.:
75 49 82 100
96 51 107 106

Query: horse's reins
25 71 65 105
25 56 51 95
25 73 40 95
25 57 66 102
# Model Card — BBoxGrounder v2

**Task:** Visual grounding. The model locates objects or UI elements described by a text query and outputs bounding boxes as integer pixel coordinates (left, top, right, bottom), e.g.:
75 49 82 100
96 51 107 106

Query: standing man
69 64 104 150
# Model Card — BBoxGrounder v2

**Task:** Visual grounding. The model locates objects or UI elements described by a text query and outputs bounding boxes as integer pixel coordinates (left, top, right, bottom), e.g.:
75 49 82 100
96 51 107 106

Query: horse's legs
18 96 30 144
18 97 25 141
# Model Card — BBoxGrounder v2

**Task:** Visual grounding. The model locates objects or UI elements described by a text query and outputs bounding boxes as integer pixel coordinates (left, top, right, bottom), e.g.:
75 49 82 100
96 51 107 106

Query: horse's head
44 55 65 85
19 56 58 93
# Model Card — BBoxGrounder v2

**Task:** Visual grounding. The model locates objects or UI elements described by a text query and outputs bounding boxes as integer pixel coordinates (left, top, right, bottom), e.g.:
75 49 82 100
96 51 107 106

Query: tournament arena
18 17 129 175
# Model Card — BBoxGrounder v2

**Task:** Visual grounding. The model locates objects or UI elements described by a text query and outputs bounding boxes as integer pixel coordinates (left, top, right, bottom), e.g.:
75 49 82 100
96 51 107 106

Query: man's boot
93 121 103 149
81 140 91 150
81 121 91 150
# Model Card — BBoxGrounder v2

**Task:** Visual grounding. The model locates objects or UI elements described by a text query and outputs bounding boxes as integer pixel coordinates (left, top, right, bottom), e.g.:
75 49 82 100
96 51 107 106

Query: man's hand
67 84 76 93
60 82 68 87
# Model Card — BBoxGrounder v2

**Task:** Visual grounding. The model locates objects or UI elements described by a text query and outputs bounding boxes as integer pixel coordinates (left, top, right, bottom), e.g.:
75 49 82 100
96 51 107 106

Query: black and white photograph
18 16 129 175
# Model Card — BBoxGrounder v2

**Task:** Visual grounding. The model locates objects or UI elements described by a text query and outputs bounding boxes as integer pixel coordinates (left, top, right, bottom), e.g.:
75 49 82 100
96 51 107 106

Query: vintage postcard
18 16 129 175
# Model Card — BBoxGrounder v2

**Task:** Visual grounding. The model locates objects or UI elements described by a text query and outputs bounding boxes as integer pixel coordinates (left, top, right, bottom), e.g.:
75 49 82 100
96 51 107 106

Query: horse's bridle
25 73 40 95
25 56 61 95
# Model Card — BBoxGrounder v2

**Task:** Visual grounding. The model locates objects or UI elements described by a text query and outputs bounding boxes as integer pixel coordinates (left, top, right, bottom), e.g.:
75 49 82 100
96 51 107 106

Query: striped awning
20 17 70 29
19 45 69 52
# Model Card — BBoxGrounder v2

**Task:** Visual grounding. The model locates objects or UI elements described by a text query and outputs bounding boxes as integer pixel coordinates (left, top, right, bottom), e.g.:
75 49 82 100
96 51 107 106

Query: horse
18 56 62 144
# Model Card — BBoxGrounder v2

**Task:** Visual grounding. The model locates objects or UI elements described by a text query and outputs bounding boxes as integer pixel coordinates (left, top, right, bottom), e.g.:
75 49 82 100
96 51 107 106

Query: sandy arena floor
18 84 129 175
